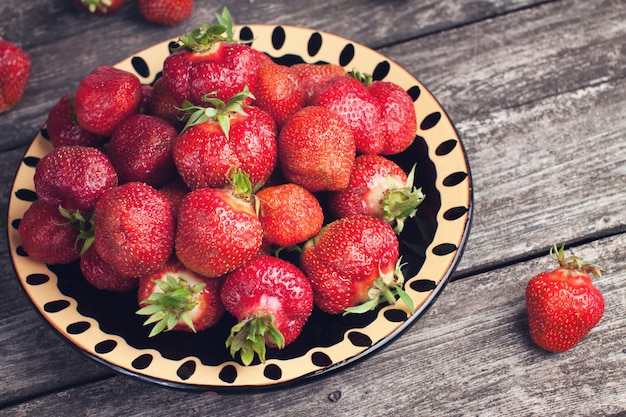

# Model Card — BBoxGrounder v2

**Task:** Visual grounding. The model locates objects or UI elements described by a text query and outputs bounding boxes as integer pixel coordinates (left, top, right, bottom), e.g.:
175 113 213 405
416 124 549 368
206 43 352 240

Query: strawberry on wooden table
75 0 125 14
277 105 355 192
162 7 260 106
138 0 193 26
328 154 425 233
136 257 225 337
175 168 263 278
34 145 118 212
0 38 30 113
93 182 175 278
173 88 277 191
221 255 313 365
526 244 605 353
301 214 414 315
74 65 143 136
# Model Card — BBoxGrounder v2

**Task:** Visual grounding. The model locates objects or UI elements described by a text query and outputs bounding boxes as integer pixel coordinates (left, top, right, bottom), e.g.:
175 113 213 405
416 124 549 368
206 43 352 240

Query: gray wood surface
1 0 625 415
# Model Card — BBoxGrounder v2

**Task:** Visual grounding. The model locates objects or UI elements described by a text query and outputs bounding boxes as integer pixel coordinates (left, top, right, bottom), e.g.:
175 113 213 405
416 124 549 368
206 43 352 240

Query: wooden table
1 0 625 415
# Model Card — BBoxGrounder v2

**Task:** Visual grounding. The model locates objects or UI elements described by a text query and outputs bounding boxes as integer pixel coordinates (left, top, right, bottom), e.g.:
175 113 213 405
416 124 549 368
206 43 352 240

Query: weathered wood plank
2 234 624 416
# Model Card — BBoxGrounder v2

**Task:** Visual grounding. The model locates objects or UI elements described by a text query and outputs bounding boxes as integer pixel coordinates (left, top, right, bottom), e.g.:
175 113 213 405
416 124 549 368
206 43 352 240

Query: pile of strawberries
18 9 427 366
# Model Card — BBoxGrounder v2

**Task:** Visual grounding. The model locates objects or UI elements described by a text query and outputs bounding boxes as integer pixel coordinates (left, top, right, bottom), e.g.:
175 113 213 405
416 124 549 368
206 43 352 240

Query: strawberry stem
383 164 425 234
173 7 235 53
226 315 285 366
57 206 95 256
550 243 604 277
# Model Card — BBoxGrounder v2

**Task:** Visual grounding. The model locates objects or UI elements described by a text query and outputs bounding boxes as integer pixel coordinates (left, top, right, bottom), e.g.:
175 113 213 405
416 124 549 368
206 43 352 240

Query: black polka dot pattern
7 24 471 392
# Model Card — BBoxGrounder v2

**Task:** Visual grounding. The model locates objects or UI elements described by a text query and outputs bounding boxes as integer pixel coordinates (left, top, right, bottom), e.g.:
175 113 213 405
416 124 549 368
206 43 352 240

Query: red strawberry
18 200 82 265
158 177 190 218
173 90 277 190
75 0 125 15
162 8 259 105
80 247 138 292
253 62 304 129
138 0 193 26
277 106 355 192
256 183 324 248
221 255 313 365
175 169 263 278
0 38 31 113
290 63 345 106
34 145 118 212
108 114 178 187
93 182 175 278
136 257 224 337
526 244 605 353
361 75 417 155
148 77 185 128
328 154 425 233
300 214 413 315
312 74 385 155
74 66 143 136
46 94 104 148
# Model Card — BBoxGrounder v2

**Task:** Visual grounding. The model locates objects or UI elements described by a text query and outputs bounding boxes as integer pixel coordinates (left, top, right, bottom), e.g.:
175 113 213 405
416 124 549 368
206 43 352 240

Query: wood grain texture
0 0 625 414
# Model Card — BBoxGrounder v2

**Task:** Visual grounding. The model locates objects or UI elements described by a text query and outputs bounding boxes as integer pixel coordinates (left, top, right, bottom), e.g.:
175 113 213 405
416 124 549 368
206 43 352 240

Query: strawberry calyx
179 86 255 137
79 0 113 14
173 7 235 53
550 244 604 278
349 69 373 86
136 275 207 337
383 164 425 234
226 314 285 366
57 206 94 256
343 258 415 316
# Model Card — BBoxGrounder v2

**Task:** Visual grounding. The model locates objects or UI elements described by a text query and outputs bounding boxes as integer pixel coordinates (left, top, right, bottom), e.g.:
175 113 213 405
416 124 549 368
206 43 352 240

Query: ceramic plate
7 24 472 392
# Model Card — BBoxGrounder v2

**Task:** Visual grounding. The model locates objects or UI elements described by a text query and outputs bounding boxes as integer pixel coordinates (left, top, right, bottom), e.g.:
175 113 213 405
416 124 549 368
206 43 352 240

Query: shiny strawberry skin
80 247 138 292
46 94 103 148
290 63 345 106
93 182 175 278
328 154 408 220
173 107 277 190
300 215 399 314
18 199 81 265
253 62 304 129
221 255 313 346
256 183 324 247
368 80 417 155
0 38 31 113
162 42 259 106
175 187 263 278
313 75 385 155
138 0 193 26
108 114 178 187
277 106 355 192
34 145 118 212
526 267 605 352
137 257 225 333
74 66 142 136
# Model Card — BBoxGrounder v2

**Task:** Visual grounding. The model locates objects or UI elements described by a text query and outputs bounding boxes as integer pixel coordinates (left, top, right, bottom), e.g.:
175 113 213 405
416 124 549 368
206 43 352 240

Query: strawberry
221 255 313 365
80 247 138 292
138 0 193 26
158 177 190 218
46 94 104 148
328 154 425 233
93 182 175 278
277 105 355 192
136 257 225 337
75 0 125 15
173 89 276 191
300 214 413 315
18 200 82 265
74 66 143 136
256 183 324 248
147 77 185 129
175 169 263 278
0 38 31 113
290 63 345 106
312 74 385 155
108 114 178 187
359 74 417 155
161 8 259 106
525 244 605 353
34 145 118 212
253 62 304 129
